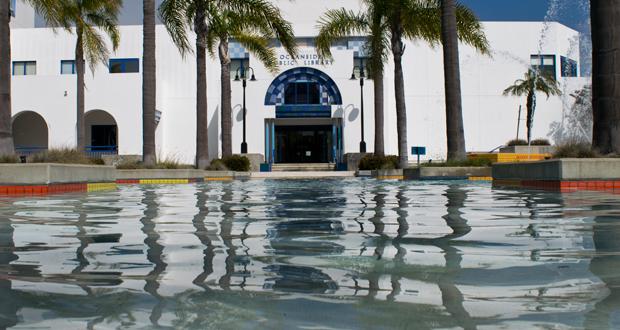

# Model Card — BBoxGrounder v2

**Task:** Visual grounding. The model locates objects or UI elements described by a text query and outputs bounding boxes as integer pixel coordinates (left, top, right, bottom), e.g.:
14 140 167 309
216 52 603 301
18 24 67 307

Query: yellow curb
138 179 190 184
87 182 117 192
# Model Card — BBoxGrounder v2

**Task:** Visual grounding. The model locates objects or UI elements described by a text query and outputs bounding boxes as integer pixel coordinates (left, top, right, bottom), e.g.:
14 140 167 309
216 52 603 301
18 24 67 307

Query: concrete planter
0 163 115 184
117 169 207 180
344 153 372 171
493 158 620 181
405 167 491 180
372 169 404 180
499 145 555 154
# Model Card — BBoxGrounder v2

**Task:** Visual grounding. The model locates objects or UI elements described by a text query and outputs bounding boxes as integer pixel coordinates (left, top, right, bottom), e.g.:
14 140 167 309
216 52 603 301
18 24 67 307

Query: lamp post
234 65 256 154
350 58 366 153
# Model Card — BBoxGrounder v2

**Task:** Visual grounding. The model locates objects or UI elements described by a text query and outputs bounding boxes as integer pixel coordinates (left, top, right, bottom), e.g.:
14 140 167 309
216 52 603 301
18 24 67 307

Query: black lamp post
234 65 256 154
351 58 366 153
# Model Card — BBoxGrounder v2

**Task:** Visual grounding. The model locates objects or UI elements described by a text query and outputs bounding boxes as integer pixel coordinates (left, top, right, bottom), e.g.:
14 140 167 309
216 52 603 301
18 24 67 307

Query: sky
461 0 590 32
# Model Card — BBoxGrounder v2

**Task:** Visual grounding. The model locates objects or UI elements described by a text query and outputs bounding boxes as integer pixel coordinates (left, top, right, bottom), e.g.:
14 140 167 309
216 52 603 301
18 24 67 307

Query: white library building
8 0 588 165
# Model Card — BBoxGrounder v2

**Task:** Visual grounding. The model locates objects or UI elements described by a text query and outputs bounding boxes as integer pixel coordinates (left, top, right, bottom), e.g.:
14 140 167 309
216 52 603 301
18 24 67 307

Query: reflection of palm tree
438 185 476 330
192 186 215 289
585 215 620 328
219 184 236 290
0 214 19 328
140 188 167 326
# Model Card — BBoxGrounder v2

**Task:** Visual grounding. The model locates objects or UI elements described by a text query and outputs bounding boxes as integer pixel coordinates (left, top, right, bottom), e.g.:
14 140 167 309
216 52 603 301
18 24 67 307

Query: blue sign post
411 146 426 167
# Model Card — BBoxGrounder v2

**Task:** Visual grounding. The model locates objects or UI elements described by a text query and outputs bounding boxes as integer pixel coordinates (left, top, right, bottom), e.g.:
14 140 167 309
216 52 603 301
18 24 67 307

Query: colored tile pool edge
0 182 117 196
494 179 620 192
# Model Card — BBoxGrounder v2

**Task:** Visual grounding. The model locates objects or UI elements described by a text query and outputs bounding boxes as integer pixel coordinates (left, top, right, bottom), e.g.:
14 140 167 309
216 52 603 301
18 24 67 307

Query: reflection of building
9 1 587 163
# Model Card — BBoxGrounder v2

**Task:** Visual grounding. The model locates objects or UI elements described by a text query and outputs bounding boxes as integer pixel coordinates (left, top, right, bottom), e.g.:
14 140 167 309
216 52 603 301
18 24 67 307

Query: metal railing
15 146 48 156
85 145 118 158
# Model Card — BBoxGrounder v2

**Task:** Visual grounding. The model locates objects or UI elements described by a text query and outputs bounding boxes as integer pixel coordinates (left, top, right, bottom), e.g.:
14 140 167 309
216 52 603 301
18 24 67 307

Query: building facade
8 0 588 165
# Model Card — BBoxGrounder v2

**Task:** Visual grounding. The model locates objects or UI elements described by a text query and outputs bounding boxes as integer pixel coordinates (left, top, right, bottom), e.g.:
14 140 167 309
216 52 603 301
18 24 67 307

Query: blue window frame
561 56 578 77
530 54 556 79
61 60 76 75
284 82 321 105
12 61 36 76
10 0 16 17
109 58 140 73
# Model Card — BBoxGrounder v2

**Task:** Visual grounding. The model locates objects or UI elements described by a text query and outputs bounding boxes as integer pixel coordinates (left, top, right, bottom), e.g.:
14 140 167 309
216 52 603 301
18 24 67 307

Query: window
561 56 578 77
12 61 36 76
284 82 321 105
10 0 16 17
530 55 556 78
61 60 76 75
109 58 140 73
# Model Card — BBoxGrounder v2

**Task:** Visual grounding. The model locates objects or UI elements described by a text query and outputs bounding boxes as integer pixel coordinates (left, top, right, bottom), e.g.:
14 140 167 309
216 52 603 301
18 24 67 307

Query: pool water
1 179 619 329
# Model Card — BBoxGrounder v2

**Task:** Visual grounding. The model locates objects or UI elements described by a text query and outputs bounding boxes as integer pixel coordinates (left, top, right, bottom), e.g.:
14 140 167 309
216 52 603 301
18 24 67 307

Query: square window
61 60 75 75
13 61 36 76
109 59 140 73
230 58 250 79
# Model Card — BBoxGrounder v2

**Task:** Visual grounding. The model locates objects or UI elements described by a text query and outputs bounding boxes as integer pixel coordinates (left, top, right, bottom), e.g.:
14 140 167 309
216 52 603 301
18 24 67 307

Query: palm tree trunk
391 23 408 169
195 13 209 169
373 70 385 156
76 28 86 152
219 39 233 158
526 91 535 144
442 0 467 161
142 0 157 166
591 0 620 154
0 0 14 156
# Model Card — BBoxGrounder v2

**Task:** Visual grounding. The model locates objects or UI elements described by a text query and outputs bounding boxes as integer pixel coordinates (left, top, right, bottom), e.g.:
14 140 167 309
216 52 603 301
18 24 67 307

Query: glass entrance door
275 125 332 163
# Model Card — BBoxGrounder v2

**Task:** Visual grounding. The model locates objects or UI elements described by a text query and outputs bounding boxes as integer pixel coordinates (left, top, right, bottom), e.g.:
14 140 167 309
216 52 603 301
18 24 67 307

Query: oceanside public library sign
278 52 333 67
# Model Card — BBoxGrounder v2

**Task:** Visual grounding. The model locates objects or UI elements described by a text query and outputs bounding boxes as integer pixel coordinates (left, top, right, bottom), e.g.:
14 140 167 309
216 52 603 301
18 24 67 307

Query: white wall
10 17 587 164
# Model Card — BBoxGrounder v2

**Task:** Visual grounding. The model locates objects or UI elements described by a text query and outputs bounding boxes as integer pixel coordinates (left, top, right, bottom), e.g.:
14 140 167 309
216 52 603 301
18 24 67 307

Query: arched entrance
84 110 118 156
264 67 344 164
12 111 48 155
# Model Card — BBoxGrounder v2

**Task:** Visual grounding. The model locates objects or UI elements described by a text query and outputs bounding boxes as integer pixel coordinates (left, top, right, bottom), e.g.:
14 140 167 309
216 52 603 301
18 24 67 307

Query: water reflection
0 181 618 328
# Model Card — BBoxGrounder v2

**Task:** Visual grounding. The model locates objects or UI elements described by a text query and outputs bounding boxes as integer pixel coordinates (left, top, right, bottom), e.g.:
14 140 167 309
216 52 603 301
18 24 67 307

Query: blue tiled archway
264 67 343 106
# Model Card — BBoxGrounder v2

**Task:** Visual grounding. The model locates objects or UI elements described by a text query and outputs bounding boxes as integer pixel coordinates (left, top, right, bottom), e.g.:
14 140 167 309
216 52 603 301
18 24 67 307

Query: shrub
358 155 400 170
553 142 599 159
28 148 103 165
530 138 551 146
116 155 194 170
222 155 250 172
207 159 228 171
0 154 20 163
506 139 528 146
422 158 492 167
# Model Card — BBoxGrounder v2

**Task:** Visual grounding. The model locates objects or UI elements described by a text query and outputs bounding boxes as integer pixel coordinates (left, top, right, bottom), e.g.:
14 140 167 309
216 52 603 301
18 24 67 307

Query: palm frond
233 32 278 74
160 0 192 56
315 8 370 59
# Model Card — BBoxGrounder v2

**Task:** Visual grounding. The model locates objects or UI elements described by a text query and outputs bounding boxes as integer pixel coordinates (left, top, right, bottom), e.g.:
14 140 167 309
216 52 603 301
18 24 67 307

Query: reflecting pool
1 179 619 329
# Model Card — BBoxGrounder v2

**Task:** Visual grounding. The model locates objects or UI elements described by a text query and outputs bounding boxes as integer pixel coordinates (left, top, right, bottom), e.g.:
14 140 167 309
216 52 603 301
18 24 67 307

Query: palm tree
0 0 64 156
316 1 389 157
503 70 561 144
143 0 157 167
441 0 489 161
207 2 296 158
161 0 292 167
591 0 620 154
39 0 121 152
0 0 13 156
318 0 487 167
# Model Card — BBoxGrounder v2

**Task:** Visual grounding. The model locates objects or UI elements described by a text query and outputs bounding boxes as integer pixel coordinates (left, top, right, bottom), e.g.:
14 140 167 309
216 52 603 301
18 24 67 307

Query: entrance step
272 163 336 172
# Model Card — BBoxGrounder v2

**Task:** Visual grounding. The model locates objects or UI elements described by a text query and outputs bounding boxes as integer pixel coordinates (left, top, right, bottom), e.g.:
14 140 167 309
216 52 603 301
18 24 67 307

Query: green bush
207 159 228 171
530 138 551 146
358 155 399 170
28 148 103 165
0 154 20 163
422 158 492 167
553 142 599 159
506 139 528 146
116 155 194 170
207 155 250 172
223 155 251 172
